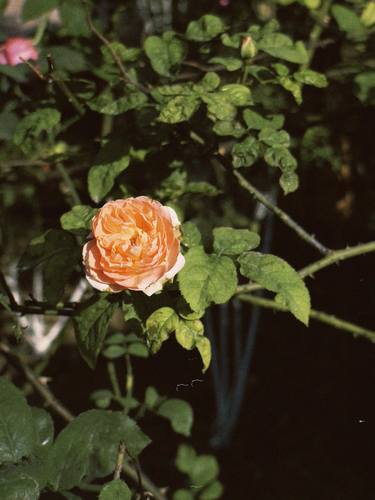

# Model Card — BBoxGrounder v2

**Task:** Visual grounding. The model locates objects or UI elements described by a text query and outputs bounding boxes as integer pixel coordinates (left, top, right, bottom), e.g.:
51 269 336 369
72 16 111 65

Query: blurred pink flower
219 0 230 6
0 37 38 66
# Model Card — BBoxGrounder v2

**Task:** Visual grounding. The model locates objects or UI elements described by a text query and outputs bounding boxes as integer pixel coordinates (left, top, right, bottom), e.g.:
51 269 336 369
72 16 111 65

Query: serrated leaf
278 76 302 104
182 222 202 248
186 15 226 42
158 96 200 124
13 108 61 155
88 140 130 203
74 296 117 368
145 307 179 353
60 205 97 232
294 69 328 88
209 56 242 71
202 93 237 121
232 136 260 168
157 399 193 436
238 252 311 324
18 229 80 303
258 33 308 64
213 227 260 255
88 87 147 116
331 4 367 41
219 84 252 106
175 319 204 350
99 479 131 500
243 109 284 130
48 410 150 491
144 33 186 77
178 247 237 312
0 378 35 465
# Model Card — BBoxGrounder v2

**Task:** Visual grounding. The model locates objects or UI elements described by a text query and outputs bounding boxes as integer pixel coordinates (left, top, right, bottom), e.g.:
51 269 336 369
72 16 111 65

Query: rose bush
83 196 185 295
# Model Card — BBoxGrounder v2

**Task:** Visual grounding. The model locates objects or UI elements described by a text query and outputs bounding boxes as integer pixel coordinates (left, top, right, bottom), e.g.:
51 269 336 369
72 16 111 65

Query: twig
237 240 375 294
237 294 375 344
107 361 122 399
233 169 330 255
0 270 18 308
114 441 126 480
0 343 75 422
56 162 81 206
303 0 333 69
81 0 149 95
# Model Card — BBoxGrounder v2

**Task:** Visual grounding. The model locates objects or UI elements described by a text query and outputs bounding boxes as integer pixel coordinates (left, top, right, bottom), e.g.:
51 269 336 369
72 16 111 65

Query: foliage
1 0 375 497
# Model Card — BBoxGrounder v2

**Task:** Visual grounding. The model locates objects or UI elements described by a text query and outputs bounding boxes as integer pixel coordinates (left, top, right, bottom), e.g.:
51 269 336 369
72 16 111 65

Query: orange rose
83 197 185 296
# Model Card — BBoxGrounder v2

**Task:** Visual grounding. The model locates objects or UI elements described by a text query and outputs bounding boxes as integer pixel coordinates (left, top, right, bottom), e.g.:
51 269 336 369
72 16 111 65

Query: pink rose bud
0 37 38 66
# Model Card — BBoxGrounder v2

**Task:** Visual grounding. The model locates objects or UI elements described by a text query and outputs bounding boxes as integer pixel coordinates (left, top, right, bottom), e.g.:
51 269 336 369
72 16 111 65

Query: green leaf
31 408 54 449
278 76 302 104
213 227 260 255
185 182 220 196
202 93 237 121
144 32 186 77
191 456 219 486
232 136 260 168
219 84 252 106
102 43 141 64
178 247 237 312
212 120 246 138
18 229 79 303
199 480 224 500
175 318 204 349
47 46 88 74
0 475 39 500
354 71 375 103
88 87 147 116
186 15 226 42
259 128 290 147
331 4 367 41
74 296 117 368
127 342 149 358
294 69 328 88
145 386 161 409
263 146 298 194
182 222 202 248
243 109 284 130
195 72 221 92
145 307 179 353
0 378 35 465
157 399 193 436
208 56 242 71
90 390 112 409
196 336 212 373
158 96 200 124
88 140 130 203
175 444 197 474
280 171 299 194
60 205 97 232
99 480 132 500
49 410 150 490
238 252 311 324
13 108 61 155
59 0 90 37
174 490 195 500
102 345 127 359
22 0 58 21
258 33 308 64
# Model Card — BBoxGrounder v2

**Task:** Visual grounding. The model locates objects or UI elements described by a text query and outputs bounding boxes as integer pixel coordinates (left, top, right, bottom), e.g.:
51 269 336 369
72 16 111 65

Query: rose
83 197 185 296
0 37 38 66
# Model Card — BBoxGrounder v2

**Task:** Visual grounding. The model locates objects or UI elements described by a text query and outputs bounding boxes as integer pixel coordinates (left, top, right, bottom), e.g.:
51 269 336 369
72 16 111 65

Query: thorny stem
237 240 375 294
56 162 82 207
233 169 330 255
237 295 375 344
81 0 149 95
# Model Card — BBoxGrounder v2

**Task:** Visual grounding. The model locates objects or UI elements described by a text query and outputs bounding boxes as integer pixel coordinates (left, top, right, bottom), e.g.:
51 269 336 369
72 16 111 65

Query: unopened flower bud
241 35 257 59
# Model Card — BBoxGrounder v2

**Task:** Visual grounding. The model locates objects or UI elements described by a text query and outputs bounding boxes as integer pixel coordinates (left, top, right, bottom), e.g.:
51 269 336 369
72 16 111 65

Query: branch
233 169 330 255
0 270 18 308
81 0 149 95
0 343 75 422
56 162 82 206
114 441 126 480
237 295 375 344
303 0 333 69
237 240 375 294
